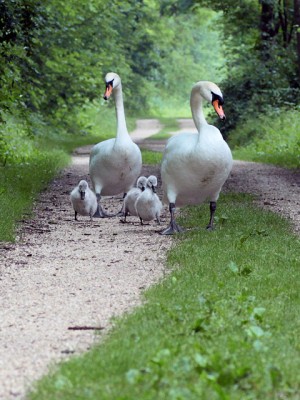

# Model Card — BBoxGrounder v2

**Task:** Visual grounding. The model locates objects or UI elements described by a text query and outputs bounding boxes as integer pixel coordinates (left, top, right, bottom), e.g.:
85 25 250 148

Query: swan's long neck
190 84 208 132
114 83 130 141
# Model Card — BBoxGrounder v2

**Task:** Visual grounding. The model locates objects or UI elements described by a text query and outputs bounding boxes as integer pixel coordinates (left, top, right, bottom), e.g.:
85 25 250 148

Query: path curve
0 119 299 399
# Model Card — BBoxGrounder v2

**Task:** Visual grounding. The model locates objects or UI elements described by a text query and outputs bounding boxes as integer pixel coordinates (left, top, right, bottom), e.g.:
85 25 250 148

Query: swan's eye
211 92 224 106
106 79 114 88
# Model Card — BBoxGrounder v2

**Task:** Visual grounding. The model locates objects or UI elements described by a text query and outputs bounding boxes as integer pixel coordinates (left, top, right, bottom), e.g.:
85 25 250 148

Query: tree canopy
0 0 299 148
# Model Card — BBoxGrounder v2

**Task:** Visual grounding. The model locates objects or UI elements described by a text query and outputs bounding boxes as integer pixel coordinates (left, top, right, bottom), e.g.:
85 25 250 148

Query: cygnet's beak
80 191 85 200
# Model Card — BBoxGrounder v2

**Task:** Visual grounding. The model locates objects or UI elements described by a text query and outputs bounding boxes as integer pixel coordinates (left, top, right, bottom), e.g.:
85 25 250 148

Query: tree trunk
259 1 279 60
295 0 300 82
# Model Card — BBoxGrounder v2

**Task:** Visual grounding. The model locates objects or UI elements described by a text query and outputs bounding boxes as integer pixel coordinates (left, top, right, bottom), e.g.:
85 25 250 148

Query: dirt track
0 119 299 399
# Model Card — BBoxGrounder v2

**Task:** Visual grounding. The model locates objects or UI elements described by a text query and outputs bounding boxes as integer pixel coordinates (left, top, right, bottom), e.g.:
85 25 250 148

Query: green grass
141 149 163 164
0 151 69 242
0 105 128 242
230 109 300 169
27 193 300 400
149 118 180 140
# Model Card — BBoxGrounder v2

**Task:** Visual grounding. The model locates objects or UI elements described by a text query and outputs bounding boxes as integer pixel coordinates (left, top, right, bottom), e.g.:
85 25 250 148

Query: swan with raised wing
160 81 232 234
89 72 142 217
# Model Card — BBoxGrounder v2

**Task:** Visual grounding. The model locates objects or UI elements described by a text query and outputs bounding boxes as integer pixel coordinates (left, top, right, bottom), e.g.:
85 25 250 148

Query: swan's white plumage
89 72 142 199
123 176 147 219
135 175 163 224
70 180 97 220
161 80 232 232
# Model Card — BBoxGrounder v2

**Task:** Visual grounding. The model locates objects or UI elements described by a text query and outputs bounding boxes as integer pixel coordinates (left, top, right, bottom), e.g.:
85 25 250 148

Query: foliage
27 193 300 399
205 0 300 136
231 107 300 168
148 7 225 116
0 150 68 242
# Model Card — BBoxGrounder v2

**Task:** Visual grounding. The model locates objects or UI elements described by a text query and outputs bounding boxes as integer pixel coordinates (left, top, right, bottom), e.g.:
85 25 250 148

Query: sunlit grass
141 150 163 165
0 151 69 242
28 193 300 400
230 108 300 169
0 105 134 242
148 118 179 140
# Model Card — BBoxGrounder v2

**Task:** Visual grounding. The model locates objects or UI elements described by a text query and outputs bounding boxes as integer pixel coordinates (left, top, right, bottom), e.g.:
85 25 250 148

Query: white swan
89 72 142 217
135 175 163 225
160 81 233 234
122 175 147 222
70 180 98 221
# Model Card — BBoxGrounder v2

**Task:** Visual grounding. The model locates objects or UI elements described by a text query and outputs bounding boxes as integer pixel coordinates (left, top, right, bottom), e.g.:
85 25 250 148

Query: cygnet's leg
160 203 184 235
74 211 78 221
156 214 161 225
206 201 217 230
120 209 129 224
116 193 126 217
93 194 115 218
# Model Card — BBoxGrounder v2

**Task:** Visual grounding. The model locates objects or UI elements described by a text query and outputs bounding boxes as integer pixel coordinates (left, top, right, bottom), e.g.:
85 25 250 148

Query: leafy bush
230 108 300 168
0 150 68 242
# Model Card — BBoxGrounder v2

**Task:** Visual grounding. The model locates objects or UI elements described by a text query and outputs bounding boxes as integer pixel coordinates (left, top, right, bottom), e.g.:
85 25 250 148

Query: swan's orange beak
103 84 113 100
212 100 226 120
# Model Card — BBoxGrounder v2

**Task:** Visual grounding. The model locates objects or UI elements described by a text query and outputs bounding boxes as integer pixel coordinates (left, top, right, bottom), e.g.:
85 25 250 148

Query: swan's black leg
160 203 184 235
75 211 78 221
206 201 217 230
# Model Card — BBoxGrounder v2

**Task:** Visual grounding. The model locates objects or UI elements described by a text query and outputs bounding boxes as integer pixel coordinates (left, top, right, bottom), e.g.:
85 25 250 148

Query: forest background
0 0 300 240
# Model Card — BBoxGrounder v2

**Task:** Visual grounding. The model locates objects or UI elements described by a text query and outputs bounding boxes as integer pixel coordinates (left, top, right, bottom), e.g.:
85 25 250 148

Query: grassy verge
0 151 68 242
229 108 300 169
149 118 180 140
28 193 300 399
141 149 163 165
0 105 124 242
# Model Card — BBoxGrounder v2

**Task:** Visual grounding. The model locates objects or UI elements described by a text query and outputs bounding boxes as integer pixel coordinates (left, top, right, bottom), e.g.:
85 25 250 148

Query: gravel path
0 119 299 400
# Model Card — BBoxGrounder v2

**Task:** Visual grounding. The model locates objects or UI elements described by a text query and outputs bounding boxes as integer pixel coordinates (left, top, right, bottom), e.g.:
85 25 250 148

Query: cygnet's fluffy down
135 175 163 225
70 180 98 221
122 176 147 222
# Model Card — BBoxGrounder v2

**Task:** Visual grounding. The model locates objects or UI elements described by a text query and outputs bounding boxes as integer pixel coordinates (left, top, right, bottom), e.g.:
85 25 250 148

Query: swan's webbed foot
160 221 184 235
93 205 117 218
93 193 118 218
160 202 184 235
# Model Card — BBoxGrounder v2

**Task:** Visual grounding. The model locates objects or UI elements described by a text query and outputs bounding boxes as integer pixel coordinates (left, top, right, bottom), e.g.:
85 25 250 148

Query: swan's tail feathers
159 203 184 235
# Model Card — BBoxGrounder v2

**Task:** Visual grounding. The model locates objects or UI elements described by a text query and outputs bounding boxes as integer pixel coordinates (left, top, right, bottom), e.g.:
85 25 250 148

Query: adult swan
89 72 142 217
160 81 233 235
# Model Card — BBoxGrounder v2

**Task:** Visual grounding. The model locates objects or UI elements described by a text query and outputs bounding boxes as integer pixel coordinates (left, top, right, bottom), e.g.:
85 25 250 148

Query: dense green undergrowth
0 103 136 242
0 151 68 241
229 108 300 169
28 193 300 399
